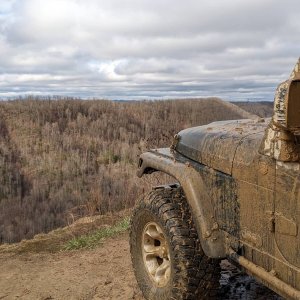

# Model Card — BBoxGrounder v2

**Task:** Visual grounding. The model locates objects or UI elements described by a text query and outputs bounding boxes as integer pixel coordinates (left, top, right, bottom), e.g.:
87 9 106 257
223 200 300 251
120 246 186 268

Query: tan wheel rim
142 222 171 287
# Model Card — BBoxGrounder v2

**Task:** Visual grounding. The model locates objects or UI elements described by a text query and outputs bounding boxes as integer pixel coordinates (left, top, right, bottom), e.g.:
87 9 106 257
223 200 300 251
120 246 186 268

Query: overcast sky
0 0 299 100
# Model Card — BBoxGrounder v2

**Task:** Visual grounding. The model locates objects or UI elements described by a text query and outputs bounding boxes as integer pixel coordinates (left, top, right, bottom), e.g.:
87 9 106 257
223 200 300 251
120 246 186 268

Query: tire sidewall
130 188 221 300
130 207 174 300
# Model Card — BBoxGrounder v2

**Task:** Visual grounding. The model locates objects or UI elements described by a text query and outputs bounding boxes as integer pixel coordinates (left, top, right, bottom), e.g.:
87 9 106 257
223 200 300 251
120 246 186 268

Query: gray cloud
0 0 299 100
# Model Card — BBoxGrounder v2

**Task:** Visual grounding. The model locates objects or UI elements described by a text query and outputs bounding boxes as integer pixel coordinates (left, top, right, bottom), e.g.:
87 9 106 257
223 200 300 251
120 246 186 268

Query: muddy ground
0 231 282 300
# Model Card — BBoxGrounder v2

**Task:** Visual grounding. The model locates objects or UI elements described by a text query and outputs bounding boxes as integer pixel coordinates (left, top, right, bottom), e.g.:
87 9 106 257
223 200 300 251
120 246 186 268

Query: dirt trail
0 232 283 300
0 233 142 300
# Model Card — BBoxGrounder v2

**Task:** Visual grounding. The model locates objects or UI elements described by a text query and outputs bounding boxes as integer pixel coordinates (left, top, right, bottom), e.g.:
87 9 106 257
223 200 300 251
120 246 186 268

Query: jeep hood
174 119 268 174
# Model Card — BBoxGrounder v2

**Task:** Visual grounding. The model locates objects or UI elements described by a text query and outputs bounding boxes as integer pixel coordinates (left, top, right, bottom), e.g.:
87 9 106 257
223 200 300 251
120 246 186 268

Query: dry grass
0 210 131 253
64 217 130 250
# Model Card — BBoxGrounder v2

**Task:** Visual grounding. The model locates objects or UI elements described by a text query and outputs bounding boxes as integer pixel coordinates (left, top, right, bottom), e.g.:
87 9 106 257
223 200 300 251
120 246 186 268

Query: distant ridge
232 101 273 118
215 98 259 120
112 97 263 119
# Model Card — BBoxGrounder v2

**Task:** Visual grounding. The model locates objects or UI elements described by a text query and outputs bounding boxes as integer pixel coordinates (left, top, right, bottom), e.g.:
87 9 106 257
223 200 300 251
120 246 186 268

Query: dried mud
0 232 282 300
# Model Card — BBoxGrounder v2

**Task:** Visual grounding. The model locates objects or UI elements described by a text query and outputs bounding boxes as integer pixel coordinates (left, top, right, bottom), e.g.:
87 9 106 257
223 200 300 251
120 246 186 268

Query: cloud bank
0 0 299 100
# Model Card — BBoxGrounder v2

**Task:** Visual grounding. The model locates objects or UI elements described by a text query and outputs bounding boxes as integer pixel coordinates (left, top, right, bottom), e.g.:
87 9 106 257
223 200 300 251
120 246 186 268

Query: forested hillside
0 97 256 243
233 101 273 118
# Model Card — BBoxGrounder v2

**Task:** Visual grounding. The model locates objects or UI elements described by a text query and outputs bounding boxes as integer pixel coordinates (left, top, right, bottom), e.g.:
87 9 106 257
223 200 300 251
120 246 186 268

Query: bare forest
0 98 272 243
233 101 273 118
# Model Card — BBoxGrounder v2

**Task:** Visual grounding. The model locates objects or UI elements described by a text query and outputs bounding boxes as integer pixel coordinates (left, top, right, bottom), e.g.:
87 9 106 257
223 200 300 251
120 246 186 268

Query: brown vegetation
0 97 256 243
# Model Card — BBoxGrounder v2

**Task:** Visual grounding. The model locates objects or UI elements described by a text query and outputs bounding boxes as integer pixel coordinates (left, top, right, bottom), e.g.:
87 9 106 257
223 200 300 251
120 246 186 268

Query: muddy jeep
130 59 300 300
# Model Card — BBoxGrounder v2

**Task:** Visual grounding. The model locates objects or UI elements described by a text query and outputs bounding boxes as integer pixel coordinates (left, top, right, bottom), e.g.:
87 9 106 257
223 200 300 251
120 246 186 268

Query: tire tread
130 187 220 300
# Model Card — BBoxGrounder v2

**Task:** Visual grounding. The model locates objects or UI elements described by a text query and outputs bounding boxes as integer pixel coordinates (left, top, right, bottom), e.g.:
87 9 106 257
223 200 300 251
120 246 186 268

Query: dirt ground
0 232 283 300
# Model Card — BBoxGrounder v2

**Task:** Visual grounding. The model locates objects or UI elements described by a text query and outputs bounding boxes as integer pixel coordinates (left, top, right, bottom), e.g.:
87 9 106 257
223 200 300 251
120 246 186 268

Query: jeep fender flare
137 148 226 258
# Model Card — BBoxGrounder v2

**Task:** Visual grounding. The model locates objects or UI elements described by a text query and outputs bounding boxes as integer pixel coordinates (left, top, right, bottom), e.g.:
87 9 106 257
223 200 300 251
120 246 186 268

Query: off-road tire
130 186 220 300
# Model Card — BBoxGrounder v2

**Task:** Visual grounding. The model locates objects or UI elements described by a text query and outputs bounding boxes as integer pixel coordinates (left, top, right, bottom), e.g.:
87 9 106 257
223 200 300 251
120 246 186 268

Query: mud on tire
130 186 220 300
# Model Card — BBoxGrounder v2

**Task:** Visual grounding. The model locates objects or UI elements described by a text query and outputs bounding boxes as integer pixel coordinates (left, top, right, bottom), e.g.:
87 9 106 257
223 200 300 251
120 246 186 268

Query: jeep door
232 132 276 272
274 162 300 290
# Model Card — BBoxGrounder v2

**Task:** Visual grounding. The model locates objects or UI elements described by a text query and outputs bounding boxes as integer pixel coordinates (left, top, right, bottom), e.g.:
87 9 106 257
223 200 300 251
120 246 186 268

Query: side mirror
287 79 300 133
261 58 300 162
273 59 300 135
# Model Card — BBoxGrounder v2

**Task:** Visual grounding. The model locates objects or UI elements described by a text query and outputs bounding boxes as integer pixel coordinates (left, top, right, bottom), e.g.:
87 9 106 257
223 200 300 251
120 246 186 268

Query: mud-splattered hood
174 119 268 174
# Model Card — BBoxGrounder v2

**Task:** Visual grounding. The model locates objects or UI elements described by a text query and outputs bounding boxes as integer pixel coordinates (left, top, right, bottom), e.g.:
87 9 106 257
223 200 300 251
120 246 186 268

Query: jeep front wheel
130 187 220 300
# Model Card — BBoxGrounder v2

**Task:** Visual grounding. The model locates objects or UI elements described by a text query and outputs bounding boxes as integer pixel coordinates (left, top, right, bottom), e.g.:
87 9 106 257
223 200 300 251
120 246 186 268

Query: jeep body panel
176 119 267 174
